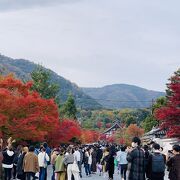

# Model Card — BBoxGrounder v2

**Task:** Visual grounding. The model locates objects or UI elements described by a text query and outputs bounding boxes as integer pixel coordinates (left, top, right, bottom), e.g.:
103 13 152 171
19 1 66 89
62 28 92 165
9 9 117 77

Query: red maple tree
155 69 180 138
0 75 59 142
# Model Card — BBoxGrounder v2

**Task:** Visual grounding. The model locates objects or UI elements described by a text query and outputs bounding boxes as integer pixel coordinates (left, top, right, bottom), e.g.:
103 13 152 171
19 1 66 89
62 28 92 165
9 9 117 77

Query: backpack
152 153 165 173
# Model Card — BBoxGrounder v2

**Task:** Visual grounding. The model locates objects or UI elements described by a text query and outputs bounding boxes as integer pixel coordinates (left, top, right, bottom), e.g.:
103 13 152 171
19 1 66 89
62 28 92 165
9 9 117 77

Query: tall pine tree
31 66 60 102
61 93 77 120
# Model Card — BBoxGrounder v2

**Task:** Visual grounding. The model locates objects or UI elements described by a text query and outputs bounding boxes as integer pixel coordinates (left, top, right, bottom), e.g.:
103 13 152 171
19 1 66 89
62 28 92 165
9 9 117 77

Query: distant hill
82 84 165 109
0 54 102 109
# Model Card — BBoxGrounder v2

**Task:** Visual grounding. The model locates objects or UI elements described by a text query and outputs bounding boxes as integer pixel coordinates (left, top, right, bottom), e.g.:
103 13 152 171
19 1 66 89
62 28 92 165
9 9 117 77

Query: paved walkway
47 166 169 180
81 169 169 180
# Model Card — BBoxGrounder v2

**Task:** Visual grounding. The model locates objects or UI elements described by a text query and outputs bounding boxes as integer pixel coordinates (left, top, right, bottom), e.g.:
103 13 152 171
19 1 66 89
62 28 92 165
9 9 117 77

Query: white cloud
0 0 179 91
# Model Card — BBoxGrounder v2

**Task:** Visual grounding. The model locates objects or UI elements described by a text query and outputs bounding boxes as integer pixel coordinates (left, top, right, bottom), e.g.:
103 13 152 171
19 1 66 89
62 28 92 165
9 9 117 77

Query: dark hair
153 143 160 150
29 146 35 152
43 142 48 148
143 145 149 151
35 144 40 149
60 148 65 155
160 147 163 151
132 137 141 146
40 146 46 152
172 145 180 152
121 146 126 152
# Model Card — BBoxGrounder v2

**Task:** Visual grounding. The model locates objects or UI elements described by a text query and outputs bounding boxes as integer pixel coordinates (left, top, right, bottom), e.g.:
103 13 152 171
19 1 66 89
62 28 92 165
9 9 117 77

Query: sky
0 0 179 91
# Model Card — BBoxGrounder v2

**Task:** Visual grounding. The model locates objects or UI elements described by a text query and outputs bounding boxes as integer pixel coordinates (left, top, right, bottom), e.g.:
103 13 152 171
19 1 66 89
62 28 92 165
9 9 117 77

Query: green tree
141 96 167 132
31 66 60 101
141 116 158 132
152 96 167 113
62 93 77 119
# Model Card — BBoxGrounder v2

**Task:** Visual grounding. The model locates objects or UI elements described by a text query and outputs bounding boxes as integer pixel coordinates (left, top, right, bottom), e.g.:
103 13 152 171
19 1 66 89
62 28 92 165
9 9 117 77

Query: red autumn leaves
0 75 99 145
155 70 180 138
0 75 59 142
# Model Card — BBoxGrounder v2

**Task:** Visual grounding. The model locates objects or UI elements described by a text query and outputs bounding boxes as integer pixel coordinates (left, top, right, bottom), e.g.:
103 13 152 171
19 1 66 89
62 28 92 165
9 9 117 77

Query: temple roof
103 119 122 134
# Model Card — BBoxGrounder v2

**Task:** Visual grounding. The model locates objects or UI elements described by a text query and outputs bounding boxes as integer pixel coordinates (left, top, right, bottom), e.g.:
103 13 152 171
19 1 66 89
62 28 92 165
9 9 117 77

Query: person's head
153 143 160 150
29 146 35 152
121 146 126 152
132 137 141 147
59 148 65 155
35 144 40 149
67 147 73 154
143 145 149 151
53 148 59 154
43 142 48 148
172 145 180 155
8 145 13 151
149 141 155 149
40 146 46 152
23 147 29 153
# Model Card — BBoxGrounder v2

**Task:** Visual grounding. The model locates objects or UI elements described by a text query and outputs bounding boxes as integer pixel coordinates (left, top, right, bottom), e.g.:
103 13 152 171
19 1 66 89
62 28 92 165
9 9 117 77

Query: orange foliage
126 124 144 138
81 130 100 144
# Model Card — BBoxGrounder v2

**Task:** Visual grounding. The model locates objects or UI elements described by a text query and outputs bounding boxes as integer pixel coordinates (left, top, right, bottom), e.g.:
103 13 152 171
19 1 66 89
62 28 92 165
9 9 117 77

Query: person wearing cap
167 144 180 180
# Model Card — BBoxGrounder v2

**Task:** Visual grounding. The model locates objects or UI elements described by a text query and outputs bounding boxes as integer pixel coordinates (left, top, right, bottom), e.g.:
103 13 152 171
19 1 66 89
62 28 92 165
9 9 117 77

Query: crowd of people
0 136 179 180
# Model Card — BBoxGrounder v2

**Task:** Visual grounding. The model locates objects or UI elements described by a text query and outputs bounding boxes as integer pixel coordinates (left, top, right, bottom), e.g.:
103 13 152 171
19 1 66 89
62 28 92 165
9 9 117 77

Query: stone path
47 166 169 180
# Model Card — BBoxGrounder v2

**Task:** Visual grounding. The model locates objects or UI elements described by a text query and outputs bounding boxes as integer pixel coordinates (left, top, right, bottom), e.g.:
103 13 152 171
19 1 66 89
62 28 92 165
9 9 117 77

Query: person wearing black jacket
106 146 116 180
147 143 166 180
2 146 15 180
143 145 150 179
17 147 28 180
13 145 22 179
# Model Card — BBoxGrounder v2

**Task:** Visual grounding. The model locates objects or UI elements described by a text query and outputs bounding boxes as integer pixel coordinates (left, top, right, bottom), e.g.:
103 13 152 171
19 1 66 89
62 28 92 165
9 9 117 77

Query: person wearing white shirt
116 148 121 174
118 146 128 180
74 147 82 177
38 147 50 180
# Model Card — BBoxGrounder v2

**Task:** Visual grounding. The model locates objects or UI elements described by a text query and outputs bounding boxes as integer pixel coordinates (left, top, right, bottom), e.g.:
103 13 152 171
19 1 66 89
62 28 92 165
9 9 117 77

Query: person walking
16 147 28 180
13 145 22 179
74 147 82 178
78 146 83 178
23 146 39 180
64 148 79 180
101 147 109 178
51 148 59 180
118 146 128 180
127 137 145 180
96 146 103 165
2 145 15 180
91 147 97 173
147 143 166 180
143 145 150 179
55 148 66 180
167 144 180 180
84 148 90 176
38 146 50 180
106 146 116 180
0 138 3 180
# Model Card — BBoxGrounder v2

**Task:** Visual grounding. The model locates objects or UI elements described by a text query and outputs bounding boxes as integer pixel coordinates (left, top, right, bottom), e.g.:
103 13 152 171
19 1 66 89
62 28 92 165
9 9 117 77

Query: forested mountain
0 54 102 109
0 54 165 109
82 84 165 109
